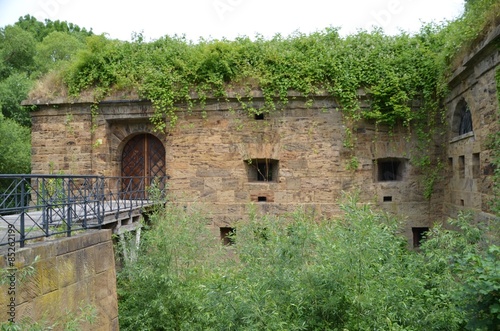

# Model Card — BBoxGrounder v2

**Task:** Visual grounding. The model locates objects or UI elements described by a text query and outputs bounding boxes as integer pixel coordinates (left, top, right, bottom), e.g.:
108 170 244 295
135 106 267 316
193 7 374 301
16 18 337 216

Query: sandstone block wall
30 95 439 246
28 26 500 247
31 106 94 175
0 230 119 330
444 25 500 221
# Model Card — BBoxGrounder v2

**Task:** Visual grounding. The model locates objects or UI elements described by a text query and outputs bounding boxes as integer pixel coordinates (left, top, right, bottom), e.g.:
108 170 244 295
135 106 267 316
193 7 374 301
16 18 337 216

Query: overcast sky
0 0 465 41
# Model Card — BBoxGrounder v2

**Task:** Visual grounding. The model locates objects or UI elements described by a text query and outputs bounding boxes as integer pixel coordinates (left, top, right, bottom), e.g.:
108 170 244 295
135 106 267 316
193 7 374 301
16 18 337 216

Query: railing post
41 177 47 230
99 176 104 229
66 177 72 237
19 177 26 248
116 177 121 218
82 178 88 229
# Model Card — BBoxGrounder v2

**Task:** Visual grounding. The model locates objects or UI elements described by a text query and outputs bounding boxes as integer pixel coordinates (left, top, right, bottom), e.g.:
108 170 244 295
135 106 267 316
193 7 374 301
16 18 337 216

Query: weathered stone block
39 257 58 295
15 301 35 323
56 252 78 288
94 242 114 274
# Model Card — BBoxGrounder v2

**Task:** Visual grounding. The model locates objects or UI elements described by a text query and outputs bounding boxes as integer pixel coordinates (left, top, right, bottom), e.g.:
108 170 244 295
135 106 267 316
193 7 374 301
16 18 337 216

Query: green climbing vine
60 29 447 130
90 103 99 133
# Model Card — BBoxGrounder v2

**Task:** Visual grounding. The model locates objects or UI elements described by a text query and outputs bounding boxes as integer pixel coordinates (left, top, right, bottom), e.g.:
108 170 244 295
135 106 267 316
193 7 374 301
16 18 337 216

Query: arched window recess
451 99 474 141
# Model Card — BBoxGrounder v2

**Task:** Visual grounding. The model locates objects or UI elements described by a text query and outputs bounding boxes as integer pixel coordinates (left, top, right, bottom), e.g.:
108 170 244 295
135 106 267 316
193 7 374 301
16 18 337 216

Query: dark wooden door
121 134 166 198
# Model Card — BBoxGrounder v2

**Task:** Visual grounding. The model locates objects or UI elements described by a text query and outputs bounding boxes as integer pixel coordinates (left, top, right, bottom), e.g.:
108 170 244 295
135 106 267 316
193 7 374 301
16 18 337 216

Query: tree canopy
0 15 92 174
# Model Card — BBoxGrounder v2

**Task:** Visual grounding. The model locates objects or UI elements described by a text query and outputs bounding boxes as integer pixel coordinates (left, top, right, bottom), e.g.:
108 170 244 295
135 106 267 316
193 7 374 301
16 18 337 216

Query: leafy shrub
117 196 499 330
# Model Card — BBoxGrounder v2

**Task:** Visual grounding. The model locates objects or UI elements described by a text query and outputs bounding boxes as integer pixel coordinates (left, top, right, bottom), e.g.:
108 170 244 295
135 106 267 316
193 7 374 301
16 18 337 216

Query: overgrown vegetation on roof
31 0 499 132
63 28 443 130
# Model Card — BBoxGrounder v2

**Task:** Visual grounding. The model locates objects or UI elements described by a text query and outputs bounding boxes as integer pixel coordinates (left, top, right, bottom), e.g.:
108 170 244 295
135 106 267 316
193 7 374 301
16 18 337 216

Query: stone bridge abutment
0 230 119 330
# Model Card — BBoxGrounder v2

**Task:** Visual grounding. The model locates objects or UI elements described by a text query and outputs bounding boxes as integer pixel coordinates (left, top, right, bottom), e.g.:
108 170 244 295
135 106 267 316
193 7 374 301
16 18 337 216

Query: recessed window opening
459 105 473 135
376 158 406 182
484 163 496 176
254 113 265 120
258 196 267 202
448 157 453 176
383 196 393 202
246 158 279 182
460 199 465 206
412 227 429 248
452 99 473 136
459 155 465 179
472 153 480 179
220 227 235 246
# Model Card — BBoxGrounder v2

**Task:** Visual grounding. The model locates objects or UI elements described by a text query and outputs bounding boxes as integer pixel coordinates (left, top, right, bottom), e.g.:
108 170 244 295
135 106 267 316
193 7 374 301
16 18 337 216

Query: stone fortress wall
28 26 499 247
444 25 500 221
31 94 440 247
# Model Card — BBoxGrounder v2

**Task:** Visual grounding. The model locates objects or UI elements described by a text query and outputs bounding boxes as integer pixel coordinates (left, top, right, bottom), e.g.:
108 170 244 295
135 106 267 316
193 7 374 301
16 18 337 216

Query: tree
15 14 92 42
0 113 31 174
0 72 33 126
0 25 36 79
35 31 86 73
0 16 91 127
14 14 46 41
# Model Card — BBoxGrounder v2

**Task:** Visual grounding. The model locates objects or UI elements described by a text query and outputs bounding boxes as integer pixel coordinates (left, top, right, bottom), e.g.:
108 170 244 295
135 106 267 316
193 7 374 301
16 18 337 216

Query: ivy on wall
60 29 444 131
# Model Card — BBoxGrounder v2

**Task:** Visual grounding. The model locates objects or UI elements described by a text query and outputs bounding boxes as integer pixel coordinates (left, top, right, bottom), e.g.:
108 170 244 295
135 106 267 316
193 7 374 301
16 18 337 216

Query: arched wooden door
121 134 166 199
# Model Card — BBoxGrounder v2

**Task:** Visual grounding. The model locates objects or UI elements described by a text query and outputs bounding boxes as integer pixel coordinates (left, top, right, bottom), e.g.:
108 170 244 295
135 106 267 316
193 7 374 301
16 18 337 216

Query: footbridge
0 174 167 248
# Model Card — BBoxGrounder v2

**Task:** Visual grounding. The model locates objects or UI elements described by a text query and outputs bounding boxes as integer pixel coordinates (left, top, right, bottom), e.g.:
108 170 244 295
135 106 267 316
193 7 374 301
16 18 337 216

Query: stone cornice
448 24 500 88
23 88 354 110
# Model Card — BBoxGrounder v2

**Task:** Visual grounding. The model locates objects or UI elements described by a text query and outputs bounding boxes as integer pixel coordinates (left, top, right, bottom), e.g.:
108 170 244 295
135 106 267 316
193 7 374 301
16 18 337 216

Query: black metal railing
102 176 167 218
0 175 167 247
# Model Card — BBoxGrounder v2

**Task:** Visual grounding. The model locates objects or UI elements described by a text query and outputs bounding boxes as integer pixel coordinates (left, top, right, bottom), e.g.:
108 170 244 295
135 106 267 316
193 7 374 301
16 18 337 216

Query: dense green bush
117 196 499 331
